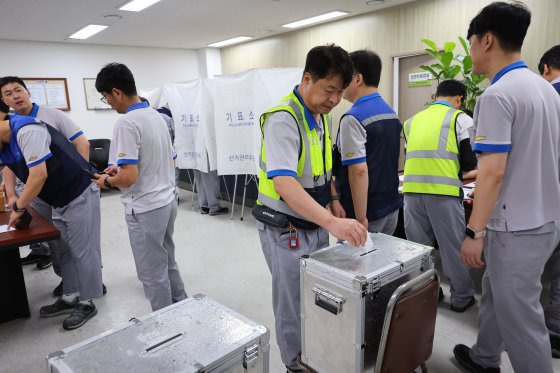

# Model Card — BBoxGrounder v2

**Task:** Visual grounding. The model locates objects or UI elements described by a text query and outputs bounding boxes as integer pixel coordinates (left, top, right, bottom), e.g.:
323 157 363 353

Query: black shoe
53 282 107 297
20 252 47 265
439 287 444 302
450 296 475 313
551 334 560 359
209 207 229 216
453 344 500 372
63 301 97 330
200 207 209 214
36 255 52 270
40 297 78 318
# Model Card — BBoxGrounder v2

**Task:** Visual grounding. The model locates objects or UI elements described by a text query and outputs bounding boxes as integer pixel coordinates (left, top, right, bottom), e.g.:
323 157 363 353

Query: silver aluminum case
300 233 433 373
46 294 270 373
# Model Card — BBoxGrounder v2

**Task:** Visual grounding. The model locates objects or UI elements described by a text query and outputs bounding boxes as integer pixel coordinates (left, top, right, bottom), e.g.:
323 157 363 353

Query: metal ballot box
300 233 433 373
46 294 269 373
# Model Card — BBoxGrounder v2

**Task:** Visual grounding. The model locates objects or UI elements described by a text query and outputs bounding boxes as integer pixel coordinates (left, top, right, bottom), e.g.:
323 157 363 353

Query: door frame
390 50 427 116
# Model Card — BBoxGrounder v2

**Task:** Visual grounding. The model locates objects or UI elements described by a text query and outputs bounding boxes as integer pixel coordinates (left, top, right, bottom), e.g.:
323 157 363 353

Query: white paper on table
0 224 15 233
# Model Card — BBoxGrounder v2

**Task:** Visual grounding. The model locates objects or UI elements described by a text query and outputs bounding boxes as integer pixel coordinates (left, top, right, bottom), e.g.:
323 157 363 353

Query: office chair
88 139 111 173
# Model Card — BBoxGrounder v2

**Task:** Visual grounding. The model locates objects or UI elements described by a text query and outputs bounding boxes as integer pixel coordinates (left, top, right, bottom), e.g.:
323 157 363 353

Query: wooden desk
0 208 60 323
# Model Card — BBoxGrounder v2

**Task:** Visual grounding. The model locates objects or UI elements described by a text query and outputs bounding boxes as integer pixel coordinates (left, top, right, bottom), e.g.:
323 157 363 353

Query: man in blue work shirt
331 49 402 234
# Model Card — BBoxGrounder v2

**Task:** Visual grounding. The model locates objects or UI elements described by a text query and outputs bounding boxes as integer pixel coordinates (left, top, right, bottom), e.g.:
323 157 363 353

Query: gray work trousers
404 193 475 307
193 170 221 212
368 209 399 235
125 200 187 311
470 222 560 373
52 184 103 300
257 221 329 369
545 244 560 337
16 180 51 258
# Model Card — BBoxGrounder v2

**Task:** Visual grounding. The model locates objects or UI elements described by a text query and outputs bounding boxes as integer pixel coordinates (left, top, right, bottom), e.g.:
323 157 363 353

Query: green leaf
425 49 441 61
430 63 444 70
444 42 456 53
462 56 472 72
421 39 438 52
459 36 469 55
448 65 461 78
419 65 439 77
441 52 453 67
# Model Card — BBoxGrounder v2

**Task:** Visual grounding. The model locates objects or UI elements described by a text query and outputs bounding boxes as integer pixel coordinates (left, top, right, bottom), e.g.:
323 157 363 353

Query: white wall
0 39 199 139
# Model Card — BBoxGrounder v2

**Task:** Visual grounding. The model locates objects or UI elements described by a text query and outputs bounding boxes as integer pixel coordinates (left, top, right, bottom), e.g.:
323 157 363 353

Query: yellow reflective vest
402 103 463 197
257 91 332 219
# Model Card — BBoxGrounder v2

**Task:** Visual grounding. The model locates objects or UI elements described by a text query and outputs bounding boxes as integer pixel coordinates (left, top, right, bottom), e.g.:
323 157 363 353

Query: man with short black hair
540 44 560 359
93 63 187 312
454 3 560 372
256 44 367 372
538 45 560 95
331 49 403 235
402 79 477 312
0 76 90 273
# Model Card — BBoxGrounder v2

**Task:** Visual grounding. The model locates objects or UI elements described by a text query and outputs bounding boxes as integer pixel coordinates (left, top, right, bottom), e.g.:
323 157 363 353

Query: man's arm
329 178 346 218
2 167 18 208
461 152 507 268
274 176 366 246
348 162 368 228
72 134 90 161
8 162 47 228
94 164 138 189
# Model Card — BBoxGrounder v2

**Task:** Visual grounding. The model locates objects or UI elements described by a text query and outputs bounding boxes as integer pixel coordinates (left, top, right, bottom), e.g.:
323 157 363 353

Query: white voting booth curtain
212 68 303 175
140 67 303 176
164 81 210 172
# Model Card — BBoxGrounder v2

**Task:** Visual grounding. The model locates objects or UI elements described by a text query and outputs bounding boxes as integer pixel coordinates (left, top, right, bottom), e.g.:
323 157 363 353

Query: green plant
419 36 486 113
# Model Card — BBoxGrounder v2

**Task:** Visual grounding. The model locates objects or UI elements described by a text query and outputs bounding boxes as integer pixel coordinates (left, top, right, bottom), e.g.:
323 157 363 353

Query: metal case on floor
46 294 270 373
300 233 433 373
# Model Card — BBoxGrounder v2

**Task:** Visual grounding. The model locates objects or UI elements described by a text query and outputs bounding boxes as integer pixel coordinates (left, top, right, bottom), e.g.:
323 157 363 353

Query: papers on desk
0 225 15 234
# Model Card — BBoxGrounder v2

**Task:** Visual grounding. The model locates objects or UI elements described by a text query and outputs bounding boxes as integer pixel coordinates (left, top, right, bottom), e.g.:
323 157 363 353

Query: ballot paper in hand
351 233 374 250
0 224 15 234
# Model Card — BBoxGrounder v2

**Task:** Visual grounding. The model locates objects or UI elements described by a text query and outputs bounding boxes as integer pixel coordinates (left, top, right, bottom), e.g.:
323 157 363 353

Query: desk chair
89 139 111 173
375 269 440 373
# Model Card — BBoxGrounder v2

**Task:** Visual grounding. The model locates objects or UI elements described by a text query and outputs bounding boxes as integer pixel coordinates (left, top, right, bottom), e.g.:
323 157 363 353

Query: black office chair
89 139 111 173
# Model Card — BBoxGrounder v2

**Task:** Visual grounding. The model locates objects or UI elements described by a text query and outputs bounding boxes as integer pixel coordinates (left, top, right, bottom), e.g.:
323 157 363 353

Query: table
0 208 60 323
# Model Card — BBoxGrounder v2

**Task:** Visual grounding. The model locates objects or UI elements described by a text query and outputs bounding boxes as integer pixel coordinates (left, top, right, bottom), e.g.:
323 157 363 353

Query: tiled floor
0 189 558 372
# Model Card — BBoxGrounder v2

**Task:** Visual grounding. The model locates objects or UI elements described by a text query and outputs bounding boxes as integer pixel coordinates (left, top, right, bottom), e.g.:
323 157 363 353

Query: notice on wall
408 71 433 87
23 78 70 110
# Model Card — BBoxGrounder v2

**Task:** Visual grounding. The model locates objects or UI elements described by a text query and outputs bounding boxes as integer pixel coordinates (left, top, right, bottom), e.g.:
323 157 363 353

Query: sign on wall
408 71 433 87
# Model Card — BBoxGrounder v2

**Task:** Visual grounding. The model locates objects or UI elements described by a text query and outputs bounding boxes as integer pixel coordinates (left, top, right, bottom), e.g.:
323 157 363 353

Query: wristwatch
330 194 341 201
12 202 26 213
104 176 112 189
466 224 486 239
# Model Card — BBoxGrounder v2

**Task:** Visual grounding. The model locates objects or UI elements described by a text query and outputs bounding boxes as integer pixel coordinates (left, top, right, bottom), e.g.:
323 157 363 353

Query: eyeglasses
100 94 108 104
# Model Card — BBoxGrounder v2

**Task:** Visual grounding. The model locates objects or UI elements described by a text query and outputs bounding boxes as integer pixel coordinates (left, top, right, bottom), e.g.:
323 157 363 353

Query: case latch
312 285 345 315
243 344 260 371
368 277 381 293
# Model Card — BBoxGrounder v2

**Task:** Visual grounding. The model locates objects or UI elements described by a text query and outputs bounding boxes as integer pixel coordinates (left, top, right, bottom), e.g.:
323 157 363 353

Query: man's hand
358 217 368 230
104 165 118 176
93 174 111 190
6 195 18 211
330 200 346 218
8 209 24 229
460 237 485 269
326 217 367 247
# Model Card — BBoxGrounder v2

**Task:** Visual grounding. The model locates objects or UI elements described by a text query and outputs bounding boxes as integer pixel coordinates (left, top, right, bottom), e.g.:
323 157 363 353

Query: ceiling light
119 0 162 12
208 36 253 48
282 11 349 29
68 25 108 40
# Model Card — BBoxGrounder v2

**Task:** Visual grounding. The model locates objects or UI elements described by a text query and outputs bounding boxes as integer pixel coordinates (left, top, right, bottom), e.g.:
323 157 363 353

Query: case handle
312 286 345 315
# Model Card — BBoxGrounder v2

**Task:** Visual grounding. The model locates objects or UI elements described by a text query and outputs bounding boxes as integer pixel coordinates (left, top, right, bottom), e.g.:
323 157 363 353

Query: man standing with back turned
454 2 560 372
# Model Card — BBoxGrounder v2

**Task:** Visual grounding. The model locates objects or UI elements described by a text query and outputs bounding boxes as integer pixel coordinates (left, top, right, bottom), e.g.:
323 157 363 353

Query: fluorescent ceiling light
68 25 108 39
119 0 162 12
208 36 253 48
282 11 349 29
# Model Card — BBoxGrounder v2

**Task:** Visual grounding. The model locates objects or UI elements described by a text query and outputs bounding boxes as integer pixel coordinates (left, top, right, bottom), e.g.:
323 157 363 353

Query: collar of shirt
432 100 452 107
551 77 560 85
491 60 528 85
293 85 319 130
353 92 381 107
126 101 149 113
29 103 40 118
